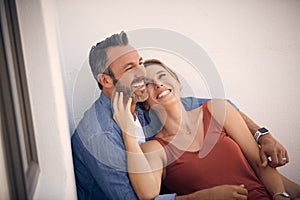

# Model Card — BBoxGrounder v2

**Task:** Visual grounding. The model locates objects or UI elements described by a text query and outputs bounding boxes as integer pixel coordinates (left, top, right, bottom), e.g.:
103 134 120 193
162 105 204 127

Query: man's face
106 45 148 102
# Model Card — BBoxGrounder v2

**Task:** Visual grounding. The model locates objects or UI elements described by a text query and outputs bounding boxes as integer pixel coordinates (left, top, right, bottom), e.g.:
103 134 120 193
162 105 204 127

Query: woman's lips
157 89 171 99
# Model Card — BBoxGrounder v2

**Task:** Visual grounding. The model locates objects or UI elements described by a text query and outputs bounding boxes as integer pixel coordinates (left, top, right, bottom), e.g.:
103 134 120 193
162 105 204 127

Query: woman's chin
159 96 180 108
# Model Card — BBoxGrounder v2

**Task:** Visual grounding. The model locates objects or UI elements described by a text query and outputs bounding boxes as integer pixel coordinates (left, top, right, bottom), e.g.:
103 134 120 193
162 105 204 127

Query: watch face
258 127 269 133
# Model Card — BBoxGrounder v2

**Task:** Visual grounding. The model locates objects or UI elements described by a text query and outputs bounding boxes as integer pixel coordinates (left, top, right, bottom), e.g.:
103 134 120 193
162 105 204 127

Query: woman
113 59 300 200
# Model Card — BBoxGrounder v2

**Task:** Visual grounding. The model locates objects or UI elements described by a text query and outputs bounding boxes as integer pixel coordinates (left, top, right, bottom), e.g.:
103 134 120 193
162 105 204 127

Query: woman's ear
98 74 113 88
179 83 183 91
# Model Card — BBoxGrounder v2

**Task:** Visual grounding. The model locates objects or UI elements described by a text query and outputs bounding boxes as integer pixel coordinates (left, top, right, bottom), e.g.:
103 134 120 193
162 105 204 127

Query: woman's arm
114 93 252 200
207 100 287 198
122 134 164 199
280 174 300 199
113 92 163 199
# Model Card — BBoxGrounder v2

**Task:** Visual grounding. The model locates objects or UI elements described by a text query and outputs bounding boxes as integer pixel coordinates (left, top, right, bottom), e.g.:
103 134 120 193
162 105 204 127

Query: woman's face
145 64 181 108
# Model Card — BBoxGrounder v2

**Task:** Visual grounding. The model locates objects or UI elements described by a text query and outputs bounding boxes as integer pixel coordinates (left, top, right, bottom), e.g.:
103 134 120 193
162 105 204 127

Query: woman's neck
160 101 192 137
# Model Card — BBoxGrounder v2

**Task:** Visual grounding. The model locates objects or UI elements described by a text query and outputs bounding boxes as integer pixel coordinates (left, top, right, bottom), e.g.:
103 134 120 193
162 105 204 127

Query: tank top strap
202 101 225 138
202 101 211 120
151 136 169 147
202 101 210 138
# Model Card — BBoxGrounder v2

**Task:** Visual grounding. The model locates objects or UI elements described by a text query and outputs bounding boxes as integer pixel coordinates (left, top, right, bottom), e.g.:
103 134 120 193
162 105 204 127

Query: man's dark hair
89 31 128 90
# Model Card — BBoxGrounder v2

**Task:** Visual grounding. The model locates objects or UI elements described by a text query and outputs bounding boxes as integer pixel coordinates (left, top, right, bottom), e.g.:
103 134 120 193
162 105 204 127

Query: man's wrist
254 127 270 144
258 133 274 145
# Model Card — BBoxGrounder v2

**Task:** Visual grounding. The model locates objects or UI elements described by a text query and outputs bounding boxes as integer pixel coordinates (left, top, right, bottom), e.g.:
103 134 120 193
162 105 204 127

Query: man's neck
102 89 113 100
130 101 137 120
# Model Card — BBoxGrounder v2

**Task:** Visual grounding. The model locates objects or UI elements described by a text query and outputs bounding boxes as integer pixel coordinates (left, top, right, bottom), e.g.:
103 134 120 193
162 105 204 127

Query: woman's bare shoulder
141 138 164 153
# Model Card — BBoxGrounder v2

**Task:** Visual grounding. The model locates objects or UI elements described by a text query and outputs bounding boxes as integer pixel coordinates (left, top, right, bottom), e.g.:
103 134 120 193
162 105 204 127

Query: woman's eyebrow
156 70 165 75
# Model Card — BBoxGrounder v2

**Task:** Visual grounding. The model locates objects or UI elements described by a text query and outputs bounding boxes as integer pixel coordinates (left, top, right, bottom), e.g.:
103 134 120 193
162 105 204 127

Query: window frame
0 0 39 198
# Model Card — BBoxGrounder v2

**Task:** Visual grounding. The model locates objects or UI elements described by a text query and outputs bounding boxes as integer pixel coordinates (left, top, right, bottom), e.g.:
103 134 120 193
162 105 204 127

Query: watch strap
254 127 270 143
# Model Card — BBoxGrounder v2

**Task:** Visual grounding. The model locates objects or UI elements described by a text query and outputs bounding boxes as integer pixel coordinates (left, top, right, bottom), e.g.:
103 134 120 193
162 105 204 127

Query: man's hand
259 134 289 168
238 111 289 168
176 184 248 200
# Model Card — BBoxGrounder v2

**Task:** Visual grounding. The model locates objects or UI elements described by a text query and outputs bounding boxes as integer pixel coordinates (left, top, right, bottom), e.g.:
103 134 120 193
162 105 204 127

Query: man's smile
131 78 146 90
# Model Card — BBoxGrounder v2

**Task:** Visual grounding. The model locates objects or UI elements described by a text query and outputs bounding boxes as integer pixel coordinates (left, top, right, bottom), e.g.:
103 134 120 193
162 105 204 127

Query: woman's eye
158 74 166 79
145 79 154 87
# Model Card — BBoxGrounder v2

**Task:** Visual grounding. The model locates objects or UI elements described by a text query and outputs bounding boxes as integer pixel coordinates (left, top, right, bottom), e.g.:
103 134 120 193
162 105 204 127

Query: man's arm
239 111 289 167
85 154 139 200
72 130 139 200
73 127 178 200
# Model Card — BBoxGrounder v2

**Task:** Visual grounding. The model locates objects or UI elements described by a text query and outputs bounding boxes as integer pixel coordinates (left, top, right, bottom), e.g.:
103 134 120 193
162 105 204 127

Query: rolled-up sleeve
154 193 177 200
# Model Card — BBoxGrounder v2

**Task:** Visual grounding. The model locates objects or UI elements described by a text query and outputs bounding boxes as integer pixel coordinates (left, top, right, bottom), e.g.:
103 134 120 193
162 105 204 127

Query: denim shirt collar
97 92 112 110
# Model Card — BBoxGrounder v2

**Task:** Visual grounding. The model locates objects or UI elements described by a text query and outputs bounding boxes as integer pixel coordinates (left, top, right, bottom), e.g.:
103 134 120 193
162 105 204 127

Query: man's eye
125 67 133 71
139 61 144 65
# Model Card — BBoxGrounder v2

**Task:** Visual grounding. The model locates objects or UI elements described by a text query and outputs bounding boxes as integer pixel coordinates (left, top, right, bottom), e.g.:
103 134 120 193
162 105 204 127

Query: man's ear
97 74 113 88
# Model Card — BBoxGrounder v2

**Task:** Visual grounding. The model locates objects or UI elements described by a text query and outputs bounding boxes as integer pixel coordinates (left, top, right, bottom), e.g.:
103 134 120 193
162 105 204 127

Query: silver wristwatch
254 127 270 143
273 191 290 199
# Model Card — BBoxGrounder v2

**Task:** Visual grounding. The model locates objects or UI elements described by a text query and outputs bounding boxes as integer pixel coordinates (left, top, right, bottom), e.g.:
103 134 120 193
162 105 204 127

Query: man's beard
114 80 148 103
131 89 149 102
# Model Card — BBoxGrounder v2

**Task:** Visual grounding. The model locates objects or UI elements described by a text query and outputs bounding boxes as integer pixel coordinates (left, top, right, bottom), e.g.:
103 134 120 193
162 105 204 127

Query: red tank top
152 102 271 199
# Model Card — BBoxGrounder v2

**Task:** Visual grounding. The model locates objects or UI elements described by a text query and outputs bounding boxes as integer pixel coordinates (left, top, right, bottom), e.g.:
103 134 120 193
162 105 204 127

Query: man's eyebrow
121 57 143 69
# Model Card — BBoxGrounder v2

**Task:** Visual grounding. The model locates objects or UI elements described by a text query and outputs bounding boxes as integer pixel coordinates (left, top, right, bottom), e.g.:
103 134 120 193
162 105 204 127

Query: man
71 31 288 200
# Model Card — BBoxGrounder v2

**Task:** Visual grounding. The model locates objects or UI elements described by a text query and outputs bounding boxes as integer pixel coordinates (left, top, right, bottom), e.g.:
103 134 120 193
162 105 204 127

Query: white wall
57 0 300 184
12 0 299 197
16 0 77 199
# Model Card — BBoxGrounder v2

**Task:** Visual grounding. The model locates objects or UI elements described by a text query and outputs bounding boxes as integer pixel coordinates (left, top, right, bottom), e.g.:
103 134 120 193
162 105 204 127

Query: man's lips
157 89 171 99
131 78 146 90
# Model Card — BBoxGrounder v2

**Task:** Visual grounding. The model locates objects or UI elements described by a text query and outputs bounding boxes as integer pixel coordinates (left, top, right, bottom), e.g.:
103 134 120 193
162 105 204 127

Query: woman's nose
155 83 164 89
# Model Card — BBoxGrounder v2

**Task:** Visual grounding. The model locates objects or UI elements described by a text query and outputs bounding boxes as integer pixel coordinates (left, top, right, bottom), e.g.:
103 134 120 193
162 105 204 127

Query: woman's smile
156 89 172 99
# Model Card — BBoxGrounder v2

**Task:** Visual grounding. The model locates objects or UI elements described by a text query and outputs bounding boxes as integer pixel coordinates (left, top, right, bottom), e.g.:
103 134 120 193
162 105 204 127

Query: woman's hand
113 92 135 136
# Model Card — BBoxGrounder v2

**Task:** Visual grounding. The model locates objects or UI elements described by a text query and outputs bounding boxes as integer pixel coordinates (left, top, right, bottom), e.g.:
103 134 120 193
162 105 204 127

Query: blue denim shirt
71 93 237 200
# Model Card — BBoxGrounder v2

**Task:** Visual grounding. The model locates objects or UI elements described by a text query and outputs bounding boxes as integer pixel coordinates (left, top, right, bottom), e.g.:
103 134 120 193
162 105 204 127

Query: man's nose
133 65 146 77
